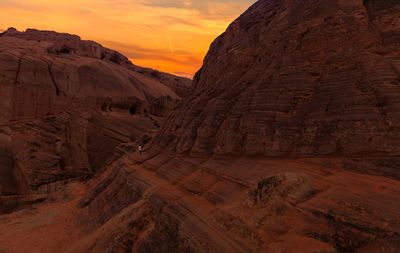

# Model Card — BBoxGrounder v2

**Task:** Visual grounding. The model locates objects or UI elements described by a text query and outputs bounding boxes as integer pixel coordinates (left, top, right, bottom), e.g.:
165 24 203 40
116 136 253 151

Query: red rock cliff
0 28 190 197
152 0 400 158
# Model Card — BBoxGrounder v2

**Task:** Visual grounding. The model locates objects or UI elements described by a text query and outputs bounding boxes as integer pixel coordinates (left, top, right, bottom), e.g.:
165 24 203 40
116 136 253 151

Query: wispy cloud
165 35 174 53
142 0 255 19
173 71 193 79
0 0 256 77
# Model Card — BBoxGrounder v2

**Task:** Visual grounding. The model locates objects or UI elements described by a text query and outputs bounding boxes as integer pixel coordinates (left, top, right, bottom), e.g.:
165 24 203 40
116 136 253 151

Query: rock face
1 1 400 253
0 28 190 198
0 27 190 121
152 0 400 159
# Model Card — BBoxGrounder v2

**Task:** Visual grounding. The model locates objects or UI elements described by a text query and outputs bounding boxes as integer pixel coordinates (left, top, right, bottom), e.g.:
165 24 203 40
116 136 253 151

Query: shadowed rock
0 28 190 197
151 0 400 159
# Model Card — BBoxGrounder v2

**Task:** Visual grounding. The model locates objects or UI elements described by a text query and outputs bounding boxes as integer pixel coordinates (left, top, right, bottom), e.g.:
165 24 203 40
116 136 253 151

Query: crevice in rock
362 0 385 45
355 63 368 93
47 62 62 96
14 55 24 84
129 105 136 115
56 45 72 55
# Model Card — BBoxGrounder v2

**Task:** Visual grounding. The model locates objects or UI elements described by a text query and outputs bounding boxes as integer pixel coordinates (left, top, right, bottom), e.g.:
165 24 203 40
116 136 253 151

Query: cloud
142 0 255 19
142 0 253 10
100 39 193 58
173 71 193 79
0 0 45 12
141 0 190 9
0 0 256 77
158 15 199 27
165 35 174 53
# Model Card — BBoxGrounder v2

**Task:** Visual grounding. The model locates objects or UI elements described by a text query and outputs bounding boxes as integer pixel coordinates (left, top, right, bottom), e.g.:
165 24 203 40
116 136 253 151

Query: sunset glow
1 0 255 78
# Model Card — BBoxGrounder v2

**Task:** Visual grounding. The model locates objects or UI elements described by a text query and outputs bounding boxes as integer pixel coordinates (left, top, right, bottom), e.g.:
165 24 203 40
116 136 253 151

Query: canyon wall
152 0 400 160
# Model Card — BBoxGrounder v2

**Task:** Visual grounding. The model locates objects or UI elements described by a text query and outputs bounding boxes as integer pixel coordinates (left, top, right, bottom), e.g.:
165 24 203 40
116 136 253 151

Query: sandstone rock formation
152 0 400 162
68 152 400 253
1 1 400 253
0 28 190 201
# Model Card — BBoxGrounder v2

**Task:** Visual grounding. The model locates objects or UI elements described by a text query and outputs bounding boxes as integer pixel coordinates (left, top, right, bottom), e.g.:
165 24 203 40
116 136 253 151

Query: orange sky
0 0 255 78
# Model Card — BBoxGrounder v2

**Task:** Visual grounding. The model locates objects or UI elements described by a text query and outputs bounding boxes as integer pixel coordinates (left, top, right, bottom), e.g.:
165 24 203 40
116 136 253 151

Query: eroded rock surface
152 0 400 160
1 1 400 253
0 28 190 200
65 152 400 252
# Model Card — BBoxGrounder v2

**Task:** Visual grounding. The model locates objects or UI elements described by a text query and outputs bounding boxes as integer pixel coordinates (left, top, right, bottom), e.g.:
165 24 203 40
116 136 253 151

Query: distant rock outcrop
3 27 133 67
0 28 190 198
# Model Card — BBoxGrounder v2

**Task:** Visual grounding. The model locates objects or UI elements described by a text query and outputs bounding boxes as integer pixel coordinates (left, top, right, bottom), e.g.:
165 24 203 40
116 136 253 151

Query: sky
0 0 256 78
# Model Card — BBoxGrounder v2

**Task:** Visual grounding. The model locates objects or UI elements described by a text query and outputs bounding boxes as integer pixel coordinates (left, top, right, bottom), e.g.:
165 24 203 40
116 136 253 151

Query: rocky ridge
0 28 190 202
